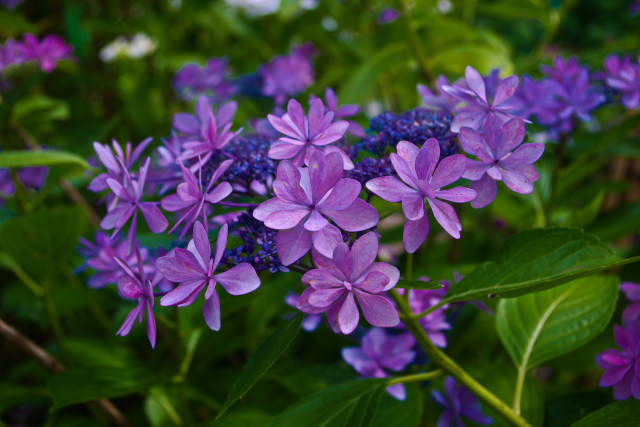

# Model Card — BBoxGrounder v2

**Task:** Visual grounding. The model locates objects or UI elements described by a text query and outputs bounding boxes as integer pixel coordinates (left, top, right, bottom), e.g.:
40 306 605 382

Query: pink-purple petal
366 176 417 202
203 289 222 331
355 290 400 328
276 222 313 266
403 214 430 254
216 263 260 295
322 199 379 232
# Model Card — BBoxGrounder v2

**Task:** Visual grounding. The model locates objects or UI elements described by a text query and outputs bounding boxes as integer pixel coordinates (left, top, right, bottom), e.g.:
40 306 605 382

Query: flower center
343 281 353 291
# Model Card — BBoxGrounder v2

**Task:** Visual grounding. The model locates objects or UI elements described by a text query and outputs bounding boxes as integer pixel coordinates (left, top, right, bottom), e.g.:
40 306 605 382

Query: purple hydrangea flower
253 151 379 265
442 66 521 132
173 58 237 102
459 117 544 208
397 287 450 348
161 160 233 238
621 282 640 324
418 76 461 113
366 139 477 253
157 221 261 330
378 8 400 24
113 251 158 348
285 292 322 331
541 56 584 82
601 54 640 109
596 321 640 400
507 75 562 125
311 88 366 138
19 34 73 73
267 98 351 169
260 43 314 104
433 376 493 427
342 328 416 400
100 158 169 253
173 95 238 139
297 232 400 335
0 39 24 72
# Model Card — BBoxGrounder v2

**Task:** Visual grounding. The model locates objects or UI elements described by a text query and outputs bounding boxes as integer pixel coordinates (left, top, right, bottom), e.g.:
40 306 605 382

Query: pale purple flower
113 251 158 348
442 66 521 132
0 39 24 72
621 282 640 324
507 75 563 125
433 376 493 427
311 88 366 138
173 95 238 139
260 43 314 104
100 158 169 253
19 34 73 73
378 8 400 24
173 58 237 102
366 139 477 253
285 292 322 332
601 54 640 109
596 321 640 400
157 221 261 330
267 98 352 169
161 160 233 238
253 151 379 265
342 328 416 400
418 75 460 113
541 56 584 82
297 232 400 335
459 117 544 208
397 287 450 348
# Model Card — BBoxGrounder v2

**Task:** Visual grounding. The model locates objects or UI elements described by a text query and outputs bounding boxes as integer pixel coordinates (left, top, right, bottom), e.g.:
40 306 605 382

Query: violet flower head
173 57 237 102
19 34 73 73
601 54 640 109
621 282 640 324
459 117 544 208
0 39 24 72
507 75 562 125
342 328 416 400
442 66 521 132
311 88 366 138
297 232 400 335
366 139 477 253
161 160 233 239
157 221 261 330
378 8 400 24
100 157 169 253
113 251 157 348
418 75 460 113
433 376 493 427
173 95 238 139
596 321 640 400
260 43 314 104
253 151 379 265
267 98 352 169
285 292 322 332
541 56 584 83
397 287 450 348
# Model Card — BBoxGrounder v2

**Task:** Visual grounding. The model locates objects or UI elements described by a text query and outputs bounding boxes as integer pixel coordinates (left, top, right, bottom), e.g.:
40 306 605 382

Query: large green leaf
396 279 443 290
570 399 640 427
0 150 88 169
441 228 636 303
268 379 388 427
217 316 302 418
497 275 618 370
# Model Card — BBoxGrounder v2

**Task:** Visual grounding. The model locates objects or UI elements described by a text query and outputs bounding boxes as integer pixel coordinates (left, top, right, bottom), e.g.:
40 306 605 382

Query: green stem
174 328 203 383
388 370 443 386
513 366 527 415
545 134 568 225
400 0 433 84
411 300 446 320
390 290 531 427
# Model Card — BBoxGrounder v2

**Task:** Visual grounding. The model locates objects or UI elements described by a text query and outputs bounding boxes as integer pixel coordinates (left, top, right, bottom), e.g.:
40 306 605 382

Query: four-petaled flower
253 151 379 265
459 117 544 208
433 376 493 427
366 139 476 253
297 232 400 335
342 328 416 400
267 98 351 169
157 221 261 330
596 321 640 400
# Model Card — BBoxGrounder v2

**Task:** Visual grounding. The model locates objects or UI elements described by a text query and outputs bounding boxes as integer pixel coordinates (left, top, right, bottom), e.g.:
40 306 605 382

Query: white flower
99 33 157 62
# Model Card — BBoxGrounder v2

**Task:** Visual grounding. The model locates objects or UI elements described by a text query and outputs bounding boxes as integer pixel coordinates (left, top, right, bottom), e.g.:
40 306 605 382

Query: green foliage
570 399 640 427
0 150 88 169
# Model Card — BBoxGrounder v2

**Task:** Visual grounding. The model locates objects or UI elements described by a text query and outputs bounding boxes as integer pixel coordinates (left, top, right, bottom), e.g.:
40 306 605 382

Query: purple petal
317 178 361 211
462 159 489 181
493 75 519 106
436 187 477 203
415 139 440 181
430 154 467 189
173 113 199 134
496 118 526 158
351 232 378 281
338 292 359 334
268 114 304 140
341 347 377 376
465 66 487 101
308 288 346 308
203 289 221 331
302 269 344 289
307 98 326 138
322 145 355 170
304 210 329 231
355 290 400 328
450 110 486 133
276 222 313 266
160 279 206 306
332 243 353 280
355 271 390 294
428 199 461 239
139 202 168 233
308 151 343 202
286 99 307 137
216 263 260 295
366 176 416 202
470 175 497 208
311 121 349 146
146 301 156 348
396 140 420 167
500 143 545 166
500 168 533 194
116 304 142 337
390 153 418 188
363 262 400 290
269 141 304 160
386 384 407 401
322 199 379 232
253 198 301 222
161 193 192 212
264 207 310 230
600 364 632 387
192 221 211 266
403 214 430 254
311 224 343 259
402 194 425 220
459 127 492 160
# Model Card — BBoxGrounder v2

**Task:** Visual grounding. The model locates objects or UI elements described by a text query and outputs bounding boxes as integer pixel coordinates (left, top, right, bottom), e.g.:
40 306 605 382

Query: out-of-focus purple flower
366 139 477 253
173 58 237 103
19 34 73 73
173 95 238 139
442 66 521 132
433 376 493 426
297 232 400 334
260 43 314 104
161 160 233 239
459 117 544 208
378 8 400 24
418 76 460 113
285 292 322 331
596 321 640 400
508 75 562 125
17 166 47 189
621 282 640 324
253 151 379 265
397 287 450 348
0 0 23 10
342 328 415 400
0 39 24 72
541 56 584 82
632 0 640 15
77 231 151 289
601 54 640 109
267 98 351 169
311 88 366 138
113 251 158 348
101 158 168 253
157 221 261 330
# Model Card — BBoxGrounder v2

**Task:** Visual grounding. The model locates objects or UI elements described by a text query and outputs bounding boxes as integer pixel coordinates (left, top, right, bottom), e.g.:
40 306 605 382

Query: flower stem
387 369 443 385
513 365 527 415
390 290 531 427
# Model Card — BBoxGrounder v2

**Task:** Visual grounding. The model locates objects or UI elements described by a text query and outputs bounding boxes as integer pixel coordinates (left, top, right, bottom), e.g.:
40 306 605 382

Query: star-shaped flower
596 321 640 400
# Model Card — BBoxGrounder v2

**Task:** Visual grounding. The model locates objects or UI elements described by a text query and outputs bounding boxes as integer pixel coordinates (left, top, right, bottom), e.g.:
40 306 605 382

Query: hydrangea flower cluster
0 34 73 75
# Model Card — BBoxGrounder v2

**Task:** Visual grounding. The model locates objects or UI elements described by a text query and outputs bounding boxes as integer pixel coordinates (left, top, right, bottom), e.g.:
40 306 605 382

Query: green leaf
562 191 605 229
441 228 636 303
497 275 618 370
49 367 163 410
0 150 89 169
396 279 443 290
268 379 388 427
371 383 423 427
570 399 640 427
216 316 302 419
